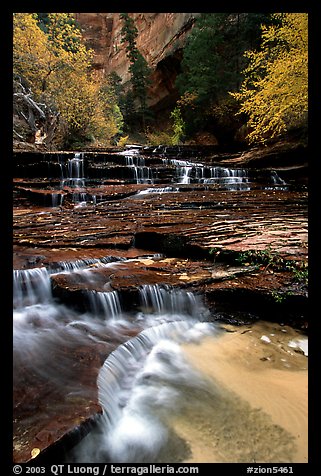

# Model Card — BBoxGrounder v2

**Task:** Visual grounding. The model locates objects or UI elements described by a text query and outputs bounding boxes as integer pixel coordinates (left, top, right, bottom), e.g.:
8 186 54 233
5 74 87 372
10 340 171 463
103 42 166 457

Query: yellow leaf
31 448 40 459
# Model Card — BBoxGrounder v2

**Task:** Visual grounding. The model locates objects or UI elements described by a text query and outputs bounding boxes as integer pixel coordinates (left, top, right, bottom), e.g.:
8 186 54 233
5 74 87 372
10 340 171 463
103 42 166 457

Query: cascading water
68 320 217 463
13 255 219 463
48 256 125 274
13 143 306 464
67 152 85 187
14 260 303 464
13 267 52 308
162 158 250 187
56 152 89 205
135 186 179 196
133 166 154 184
58 146 288 191
119 147 154 184
87 290 123 319
138 284 208 319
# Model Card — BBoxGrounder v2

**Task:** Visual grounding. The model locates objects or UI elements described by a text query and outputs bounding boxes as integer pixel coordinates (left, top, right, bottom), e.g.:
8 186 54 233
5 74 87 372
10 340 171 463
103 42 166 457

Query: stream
13 145 308 464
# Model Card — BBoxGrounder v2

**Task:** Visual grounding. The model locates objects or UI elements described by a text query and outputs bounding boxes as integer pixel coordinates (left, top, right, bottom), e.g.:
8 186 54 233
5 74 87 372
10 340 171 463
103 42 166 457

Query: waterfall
133 166 153 184
48 256 124 274
68 153 84 178
86 290 122 319
165 158 250 186
66 153 86 188
207 167 248 182
271 170 286 185
177 166 193 184
70 320 216 463
13 267 52 308
139 284 209 319
124 153 153 184
125 156 145 167
51 193 64 207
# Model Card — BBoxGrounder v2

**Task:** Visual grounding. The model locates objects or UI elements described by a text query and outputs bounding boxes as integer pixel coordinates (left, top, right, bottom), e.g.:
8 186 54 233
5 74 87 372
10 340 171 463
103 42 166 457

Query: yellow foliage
13 13 122 146
13 13 56 96
231 13 308 144
177 91 198 109
145 127 175 146
117 135 129 147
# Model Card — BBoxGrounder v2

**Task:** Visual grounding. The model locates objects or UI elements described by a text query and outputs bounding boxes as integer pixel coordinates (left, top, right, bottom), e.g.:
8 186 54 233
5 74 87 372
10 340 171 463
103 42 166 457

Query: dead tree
13 76 61 149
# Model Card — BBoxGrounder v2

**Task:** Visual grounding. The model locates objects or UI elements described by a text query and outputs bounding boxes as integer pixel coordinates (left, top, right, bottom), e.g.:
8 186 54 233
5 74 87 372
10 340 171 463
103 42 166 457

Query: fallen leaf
31 448 40 459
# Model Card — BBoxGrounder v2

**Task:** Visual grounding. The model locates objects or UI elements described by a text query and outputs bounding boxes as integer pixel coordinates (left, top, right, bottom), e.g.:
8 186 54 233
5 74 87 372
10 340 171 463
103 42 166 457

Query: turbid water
66 320 307 464
178 322 308 463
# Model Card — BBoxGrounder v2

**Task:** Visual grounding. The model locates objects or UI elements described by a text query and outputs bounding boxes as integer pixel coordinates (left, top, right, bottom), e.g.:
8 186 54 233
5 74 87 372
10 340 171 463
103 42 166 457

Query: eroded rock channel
13 145 308 463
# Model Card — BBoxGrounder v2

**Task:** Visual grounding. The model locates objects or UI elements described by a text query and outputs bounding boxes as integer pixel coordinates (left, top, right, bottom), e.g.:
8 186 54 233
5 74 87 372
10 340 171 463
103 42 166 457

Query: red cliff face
74 13 198 113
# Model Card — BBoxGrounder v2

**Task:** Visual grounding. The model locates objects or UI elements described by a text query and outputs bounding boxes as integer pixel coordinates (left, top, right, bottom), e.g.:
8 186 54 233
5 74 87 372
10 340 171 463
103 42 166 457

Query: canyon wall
74 13 199 113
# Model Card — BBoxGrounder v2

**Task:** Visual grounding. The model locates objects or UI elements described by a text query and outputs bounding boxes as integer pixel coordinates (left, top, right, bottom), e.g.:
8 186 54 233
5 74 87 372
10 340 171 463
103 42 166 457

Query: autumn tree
175 13 272 141
13 13 123 148
13 13 59 144
231 13 308 144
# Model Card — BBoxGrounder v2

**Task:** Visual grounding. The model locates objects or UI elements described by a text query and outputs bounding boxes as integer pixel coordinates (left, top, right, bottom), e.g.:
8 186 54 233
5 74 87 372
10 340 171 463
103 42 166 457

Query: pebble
260 335 271 343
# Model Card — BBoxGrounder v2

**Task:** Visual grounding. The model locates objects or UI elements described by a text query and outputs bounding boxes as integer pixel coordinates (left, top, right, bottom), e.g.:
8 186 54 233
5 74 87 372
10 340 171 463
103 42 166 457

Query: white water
57 152 86 198
176 164 249 186
135 187 179 195
13 263 214 399
14 262 298 463
87 290 122 318
139 284 209 319
271 170 287 185
69 321 217 463
13 267 52 308
125 156 146 167
68 153 85 179
56 150 287 197
48 256 125 274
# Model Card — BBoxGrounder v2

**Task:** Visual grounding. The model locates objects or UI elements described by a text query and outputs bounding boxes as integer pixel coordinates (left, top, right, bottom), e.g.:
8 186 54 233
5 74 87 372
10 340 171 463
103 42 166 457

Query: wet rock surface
12 146 308 463
13 186 307 256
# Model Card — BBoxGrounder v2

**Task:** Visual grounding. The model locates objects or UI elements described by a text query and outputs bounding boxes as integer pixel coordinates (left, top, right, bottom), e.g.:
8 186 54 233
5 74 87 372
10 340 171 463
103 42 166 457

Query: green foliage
235 247 308 285
292 269 308 285
235 247 284 268
107 71 124 99
36 13 50 33
120 13 139 63
119 90 137 130
175 13 272 139
270 290 288 304
98 76 124 138
130 53 151 112
170 106 186 144
177 14 235 103
119 13 152 128
231 13 308 144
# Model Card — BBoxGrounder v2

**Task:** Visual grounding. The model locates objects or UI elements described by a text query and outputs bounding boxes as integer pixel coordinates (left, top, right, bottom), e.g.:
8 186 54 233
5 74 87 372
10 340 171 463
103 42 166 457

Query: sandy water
69 319 307 464
174 321 308 463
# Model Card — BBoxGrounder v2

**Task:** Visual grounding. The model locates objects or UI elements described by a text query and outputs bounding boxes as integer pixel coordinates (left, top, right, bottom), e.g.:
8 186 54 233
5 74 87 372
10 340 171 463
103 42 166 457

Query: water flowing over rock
69 321 217 463
13 144 308 463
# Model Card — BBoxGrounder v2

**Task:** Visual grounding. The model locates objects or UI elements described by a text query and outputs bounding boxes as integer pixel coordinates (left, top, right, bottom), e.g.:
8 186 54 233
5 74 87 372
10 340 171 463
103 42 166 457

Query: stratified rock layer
13 147 308 463
74 13 199 110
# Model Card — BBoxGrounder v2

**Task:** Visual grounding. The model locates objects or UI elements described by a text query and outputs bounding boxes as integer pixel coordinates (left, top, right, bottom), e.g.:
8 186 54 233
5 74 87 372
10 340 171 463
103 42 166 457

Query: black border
6 3 319 474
